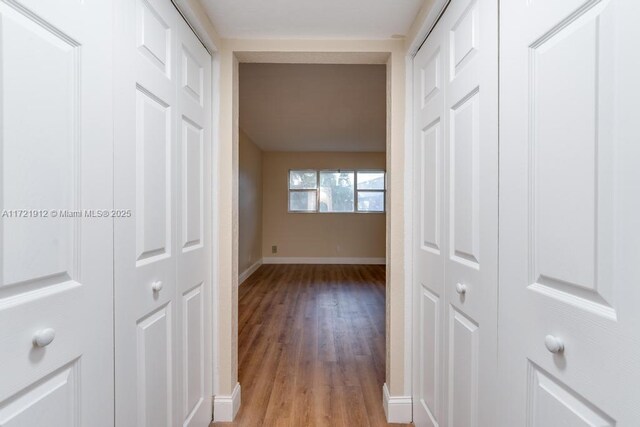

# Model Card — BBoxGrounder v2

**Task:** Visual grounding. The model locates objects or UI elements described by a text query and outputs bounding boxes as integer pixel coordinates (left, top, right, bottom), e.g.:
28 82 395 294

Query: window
356 171 385 212
288 170 318 212
320 171 354 212
288 169 385 213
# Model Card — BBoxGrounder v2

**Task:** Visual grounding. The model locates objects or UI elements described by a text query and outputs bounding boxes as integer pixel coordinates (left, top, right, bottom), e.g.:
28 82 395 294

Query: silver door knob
151 281 163 292
545 335 564 353
455 283 467 295
33 328 56 347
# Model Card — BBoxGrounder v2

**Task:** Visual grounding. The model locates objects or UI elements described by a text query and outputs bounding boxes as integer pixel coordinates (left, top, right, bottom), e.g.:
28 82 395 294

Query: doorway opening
232 61 391 424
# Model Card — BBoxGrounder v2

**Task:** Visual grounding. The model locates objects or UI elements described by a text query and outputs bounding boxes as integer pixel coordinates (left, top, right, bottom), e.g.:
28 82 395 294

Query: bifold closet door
412 0 498 426
175 13 213 427
499 0 640 425
412 14 446 427
0 0 114 425
114 0 212 425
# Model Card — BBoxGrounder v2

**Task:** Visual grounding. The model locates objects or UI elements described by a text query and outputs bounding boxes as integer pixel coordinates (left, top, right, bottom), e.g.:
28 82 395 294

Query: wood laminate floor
212 264 411 427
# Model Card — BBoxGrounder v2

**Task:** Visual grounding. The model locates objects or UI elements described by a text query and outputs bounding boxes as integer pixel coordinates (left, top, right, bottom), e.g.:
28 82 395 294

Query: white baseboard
383 383 412 423
239 259 263 285
262 256 385 265
213 382 241 422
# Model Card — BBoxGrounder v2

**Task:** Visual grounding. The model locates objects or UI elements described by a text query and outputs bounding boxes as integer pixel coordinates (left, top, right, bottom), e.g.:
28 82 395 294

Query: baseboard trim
213 382 241 422
262 257 385 265
239 259 263 285
383 383 412 423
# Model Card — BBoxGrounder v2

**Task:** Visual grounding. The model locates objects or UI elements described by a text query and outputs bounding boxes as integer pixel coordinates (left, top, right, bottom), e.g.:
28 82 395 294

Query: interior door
412 13 446 427
499 0 640 425
412 0 498 426
115 0 177 424
0 0 114 425
115 0 213 425
175 14 213 427
440 0 498 426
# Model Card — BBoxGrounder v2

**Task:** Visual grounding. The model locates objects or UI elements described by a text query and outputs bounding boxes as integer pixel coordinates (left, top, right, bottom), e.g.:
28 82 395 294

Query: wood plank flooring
211 264 411 427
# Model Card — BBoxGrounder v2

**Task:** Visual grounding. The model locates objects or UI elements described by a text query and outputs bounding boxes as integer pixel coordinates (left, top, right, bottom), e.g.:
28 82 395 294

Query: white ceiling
200 0 424 39
239 63 386 152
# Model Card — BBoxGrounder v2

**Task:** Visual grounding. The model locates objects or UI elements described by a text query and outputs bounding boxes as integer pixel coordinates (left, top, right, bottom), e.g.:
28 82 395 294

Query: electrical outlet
272 245 277 254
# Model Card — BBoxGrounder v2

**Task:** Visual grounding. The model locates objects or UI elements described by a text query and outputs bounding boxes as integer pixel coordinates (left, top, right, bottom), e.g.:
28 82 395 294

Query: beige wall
238 130 263 273
262 152 386 259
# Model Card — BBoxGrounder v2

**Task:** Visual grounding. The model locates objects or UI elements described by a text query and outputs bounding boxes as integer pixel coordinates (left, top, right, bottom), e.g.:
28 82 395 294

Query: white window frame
287 169 386 214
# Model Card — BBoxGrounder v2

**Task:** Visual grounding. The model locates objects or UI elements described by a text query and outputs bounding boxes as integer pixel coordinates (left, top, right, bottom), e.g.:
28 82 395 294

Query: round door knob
455 283 467 295
33 328 56 347
545 335 564 353
151 281 163 292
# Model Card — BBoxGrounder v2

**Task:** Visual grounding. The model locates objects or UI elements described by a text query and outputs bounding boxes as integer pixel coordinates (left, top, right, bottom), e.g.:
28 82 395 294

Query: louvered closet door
0 0 114 425
114 0 212 425
499 1 640 425
412 0 498 426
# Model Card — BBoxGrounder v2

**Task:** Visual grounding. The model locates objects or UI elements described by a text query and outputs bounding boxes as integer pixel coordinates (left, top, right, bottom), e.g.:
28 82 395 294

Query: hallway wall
262 151 386 261
238 129 263 276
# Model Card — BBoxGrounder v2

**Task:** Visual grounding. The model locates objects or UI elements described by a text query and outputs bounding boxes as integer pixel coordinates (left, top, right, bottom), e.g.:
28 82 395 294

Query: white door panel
413 0 498 426
176 16 212 427
500 0 640 425
115 0 212 425
0 0 113 425
443 1 498 426
413 17 446 427
115 0 177 424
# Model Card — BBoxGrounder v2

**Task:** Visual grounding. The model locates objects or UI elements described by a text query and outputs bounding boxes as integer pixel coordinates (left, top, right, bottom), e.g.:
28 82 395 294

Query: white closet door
500 0 640 425
413 15 446 427
175 16 213 427
412 0 498 426
115 0 212 425
0 0 114 426
440 0 498 426
115 0 178 424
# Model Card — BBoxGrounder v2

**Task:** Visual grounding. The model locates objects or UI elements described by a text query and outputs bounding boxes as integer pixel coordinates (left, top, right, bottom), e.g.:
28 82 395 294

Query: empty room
1 0 639 426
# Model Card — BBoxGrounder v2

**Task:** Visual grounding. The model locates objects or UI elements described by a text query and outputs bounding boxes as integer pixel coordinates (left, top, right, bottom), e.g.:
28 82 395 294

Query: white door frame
222 42 407 423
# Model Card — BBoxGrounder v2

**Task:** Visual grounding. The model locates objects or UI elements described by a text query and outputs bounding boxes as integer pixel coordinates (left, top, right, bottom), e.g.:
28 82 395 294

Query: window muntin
288 169 385 213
